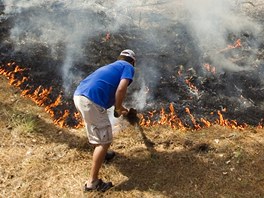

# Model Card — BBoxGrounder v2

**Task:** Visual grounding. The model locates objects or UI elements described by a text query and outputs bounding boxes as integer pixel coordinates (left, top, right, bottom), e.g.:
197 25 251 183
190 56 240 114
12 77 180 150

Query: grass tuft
10 113 39 133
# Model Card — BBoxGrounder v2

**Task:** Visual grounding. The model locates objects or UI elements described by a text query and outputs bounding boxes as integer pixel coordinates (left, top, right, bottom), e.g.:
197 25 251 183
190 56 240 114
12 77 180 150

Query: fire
0 61 260 130
218 39 242 53
22 86 53 107
0 62 29 86
139 110 156 127
203 63 216 74
53 109 70 128
185 79 198 95
73 112 84 128
227 39 241 49
216 110 246 129
185 107 201 130
0 62 82 128
139 103 185 129
44 94 62 115
139 103 247 130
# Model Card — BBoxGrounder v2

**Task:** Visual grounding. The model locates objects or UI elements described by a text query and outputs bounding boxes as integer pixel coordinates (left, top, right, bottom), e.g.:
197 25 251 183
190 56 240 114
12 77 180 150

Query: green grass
10 113 39 133
0 102 39 134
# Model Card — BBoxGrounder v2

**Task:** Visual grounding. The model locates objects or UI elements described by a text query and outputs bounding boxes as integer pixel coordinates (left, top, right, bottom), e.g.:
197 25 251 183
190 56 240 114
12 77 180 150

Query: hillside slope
0 75 264 198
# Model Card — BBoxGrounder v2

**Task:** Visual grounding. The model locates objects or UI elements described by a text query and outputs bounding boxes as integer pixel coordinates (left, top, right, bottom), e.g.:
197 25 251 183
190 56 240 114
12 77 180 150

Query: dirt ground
0 1 264 197
0 75 264 198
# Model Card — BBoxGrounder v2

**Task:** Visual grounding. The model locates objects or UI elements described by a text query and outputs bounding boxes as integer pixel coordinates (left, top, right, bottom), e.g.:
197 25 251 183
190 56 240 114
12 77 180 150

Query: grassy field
0 75 264 198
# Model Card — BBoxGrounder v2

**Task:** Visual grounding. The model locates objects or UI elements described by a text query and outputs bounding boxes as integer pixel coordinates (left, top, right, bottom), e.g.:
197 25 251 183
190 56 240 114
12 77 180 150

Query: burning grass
1 61 264 131
1 76 264 198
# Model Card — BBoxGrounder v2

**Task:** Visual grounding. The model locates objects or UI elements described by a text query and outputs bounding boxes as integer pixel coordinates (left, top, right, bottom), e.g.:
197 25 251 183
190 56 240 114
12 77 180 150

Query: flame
227 39 241 49
216 110 246 129
45 94 62 115
203 63 216 74
185 107 201 129
73 111 84 128
139 103 186 129
200 118 211 127
139 103 248 130
53 109 70 128
168 103 185 129
185 78 198 96
0 61 259 130
218 39 242 53
139 110 156 127
0 62 82 128
0 62 29 87
22 86 53 106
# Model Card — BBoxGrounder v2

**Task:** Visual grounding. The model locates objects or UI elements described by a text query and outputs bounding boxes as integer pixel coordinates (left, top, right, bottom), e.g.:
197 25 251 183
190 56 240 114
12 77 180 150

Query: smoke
2 0 144 88
131 80 148 110
180 0 262 71
1 0 263 107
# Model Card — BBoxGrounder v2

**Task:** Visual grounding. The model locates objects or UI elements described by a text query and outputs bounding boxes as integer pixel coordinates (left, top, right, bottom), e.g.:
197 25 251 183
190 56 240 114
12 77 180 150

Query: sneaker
104 150 116 163
84 179 113 192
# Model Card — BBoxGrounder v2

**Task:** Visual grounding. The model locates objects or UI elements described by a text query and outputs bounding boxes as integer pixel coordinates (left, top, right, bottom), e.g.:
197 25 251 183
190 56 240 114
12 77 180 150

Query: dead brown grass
0 75 264 198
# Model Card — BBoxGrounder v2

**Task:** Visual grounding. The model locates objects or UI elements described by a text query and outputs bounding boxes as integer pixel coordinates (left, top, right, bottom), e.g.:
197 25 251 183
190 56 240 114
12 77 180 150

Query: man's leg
89 143 111 183
74 96 113 191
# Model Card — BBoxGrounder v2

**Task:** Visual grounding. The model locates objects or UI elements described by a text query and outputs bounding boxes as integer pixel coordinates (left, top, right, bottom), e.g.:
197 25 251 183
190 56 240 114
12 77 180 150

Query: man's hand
114 106 128 117
114 79 129 117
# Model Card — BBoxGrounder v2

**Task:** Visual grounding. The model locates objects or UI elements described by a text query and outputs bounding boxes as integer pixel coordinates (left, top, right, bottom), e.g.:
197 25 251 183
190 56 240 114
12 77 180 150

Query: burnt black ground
0 1 264 128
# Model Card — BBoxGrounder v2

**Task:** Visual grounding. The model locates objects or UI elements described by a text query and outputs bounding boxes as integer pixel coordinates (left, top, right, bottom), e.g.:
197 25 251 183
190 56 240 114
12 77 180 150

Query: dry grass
0 75 264 198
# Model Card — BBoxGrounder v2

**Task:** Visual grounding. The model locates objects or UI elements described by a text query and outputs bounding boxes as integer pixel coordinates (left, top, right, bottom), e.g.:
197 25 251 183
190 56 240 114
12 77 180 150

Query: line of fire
1 37 263 130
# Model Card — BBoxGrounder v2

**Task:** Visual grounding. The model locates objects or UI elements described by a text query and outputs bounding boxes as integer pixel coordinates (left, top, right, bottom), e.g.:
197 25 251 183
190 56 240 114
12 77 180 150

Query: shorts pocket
89 125 112 144
94 104 106 114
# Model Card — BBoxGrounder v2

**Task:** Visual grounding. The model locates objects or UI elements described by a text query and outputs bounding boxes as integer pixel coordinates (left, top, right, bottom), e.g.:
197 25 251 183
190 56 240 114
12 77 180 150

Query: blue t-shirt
74 60 134 109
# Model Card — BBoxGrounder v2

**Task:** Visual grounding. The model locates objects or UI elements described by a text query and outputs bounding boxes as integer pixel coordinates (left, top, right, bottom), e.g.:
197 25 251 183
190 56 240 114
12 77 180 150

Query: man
73 49 136 192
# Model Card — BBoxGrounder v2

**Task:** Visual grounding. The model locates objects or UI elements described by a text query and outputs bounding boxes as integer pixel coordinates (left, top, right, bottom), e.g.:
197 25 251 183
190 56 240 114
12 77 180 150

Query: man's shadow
111 144 211 196
111 109 211 196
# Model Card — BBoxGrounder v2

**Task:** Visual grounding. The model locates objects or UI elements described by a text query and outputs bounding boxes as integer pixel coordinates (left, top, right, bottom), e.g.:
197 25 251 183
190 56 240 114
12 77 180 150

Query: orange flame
185 79 198 96
227 39 241 49
23 86 53 107
0 62 260 130
73 111 84 128
140 103 185 129
45 94 62 115
139 104 248 130
0 62 81 128
53 109 70 128
216 110 246 129
0 63 29 87
203 63 216 74
185 107 201 129
257 119 263 129
218 39 242 53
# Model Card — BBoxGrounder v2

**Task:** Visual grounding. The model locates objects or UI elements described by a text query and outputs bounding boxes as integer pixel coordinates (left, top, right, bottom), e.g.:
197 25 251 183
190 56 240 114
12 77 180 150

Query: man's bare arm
115 79 130 114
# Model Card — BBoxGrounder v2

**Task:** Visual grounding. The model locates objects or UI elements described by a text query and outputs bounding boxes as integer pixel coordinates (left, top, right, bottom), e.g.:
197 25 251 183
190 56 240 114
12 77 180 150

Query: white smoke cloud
3 0 144 92
1 0 263 101
180 0 261 71
131 80 148 110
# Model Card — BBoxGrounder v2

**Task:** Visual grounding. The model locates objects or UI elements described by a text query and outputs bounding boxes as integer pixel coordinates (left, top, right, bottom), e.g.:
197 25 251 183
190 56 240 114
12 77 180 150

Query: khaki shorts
73 95 112 145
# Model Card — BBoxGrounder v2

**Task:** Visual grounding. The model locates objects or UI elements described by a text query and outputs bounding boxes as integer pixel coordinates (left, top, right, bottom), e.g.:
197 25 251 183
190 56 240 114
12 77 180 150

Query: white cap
120 49 136 61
